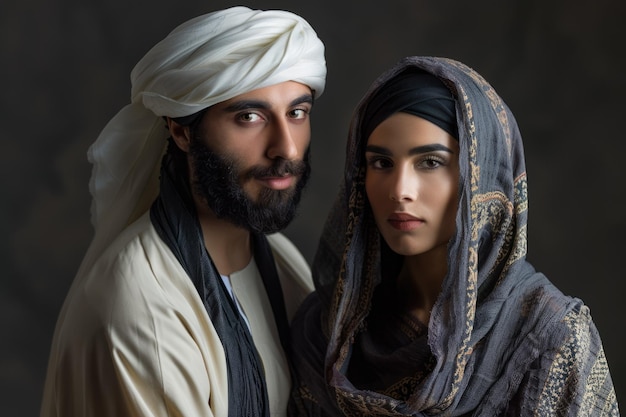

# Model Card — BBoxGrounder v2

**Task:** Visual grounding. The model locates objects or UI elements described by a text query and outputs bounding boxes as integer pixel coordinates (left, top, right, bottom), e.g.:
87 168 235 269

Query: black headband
362 68 458 140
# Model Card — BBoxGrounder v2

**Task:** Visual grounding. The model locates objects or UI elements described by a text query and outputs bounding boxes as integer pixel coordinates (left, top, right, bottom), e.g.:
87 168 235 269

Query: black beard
188 136 311 234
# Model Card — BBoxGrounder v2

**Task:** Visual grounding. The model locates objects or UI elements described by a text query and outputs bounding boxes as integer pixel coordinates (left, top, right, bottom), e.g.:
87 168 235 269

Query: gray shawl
290 57 619 416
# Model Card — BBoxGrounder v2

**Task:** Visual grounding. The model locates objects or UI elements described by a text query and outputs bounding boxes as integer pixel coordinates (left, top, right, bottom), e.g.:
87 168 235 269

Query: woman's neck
395 245 448 324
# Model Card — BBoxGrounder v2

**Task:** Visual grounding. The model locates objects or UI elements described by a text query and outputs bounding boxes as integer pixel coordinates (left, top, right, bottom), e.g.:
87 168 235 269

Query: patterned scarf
290 57 618 416
150 140 291 417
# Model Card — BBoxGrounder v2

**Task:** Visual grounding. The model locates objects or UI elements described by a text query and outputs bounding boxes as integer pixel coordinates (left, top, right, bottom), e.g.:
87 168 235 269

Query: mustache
244 158 308 180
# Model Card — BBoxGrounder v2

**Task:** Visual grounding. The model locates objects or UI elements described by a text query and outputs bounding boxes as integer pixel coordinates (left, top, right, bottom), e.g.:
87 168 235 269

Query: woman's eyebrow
365 143 454 155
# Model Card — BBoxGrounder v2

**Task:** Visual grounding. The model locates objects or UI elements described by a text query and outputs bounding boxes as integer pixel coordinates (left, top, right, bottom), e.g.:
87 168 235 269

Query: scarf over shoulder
290 57 619 416
57 7 325 417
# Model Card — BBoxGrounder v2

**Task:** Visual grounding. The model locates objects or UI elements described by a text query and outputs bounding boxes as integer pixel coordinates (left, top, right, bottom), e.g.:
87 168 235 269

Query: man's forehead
217 81 313 109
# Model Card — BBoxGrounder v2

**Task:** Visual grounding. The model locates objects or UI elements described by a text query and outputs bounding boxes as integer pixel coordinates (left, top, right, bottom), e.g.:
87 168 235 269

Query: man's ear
167 117 191 152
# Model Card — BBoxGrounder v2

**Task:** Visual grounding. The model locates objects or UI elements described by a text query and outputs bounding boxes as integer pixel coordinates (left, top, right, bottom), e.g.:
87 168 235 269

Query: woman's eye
367 157 393 169
419 156 445 169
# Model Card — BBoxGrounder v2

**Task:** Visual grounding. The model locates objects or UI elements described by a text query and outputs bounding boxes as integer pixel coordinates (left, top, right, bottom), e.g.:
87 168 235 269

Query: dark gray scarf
150 140 291 417
290 57 618 416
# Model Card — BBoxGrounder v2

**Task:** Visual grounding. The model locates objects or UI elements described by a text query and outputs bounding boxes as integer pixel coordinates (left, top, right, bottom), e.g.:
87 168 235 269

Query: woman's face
365 112 460 257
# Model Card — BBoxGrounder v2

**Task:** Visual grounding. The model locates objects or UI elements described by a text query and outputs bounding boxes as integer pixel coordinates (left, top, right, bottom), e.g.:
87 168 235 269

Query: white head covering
84 6 326 262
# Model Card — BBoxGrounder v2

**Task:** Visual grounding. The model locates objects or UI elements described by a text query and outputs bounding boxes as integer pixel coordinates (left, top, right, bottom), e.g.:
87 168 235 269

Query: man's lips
258 174 295 190
387 213 424 231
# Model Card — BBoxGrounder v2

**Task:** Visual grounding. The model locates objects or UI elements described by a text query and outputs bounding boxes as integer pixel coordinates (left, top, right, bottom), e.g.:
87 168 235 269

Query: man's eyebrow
223 100 269 112
290 93 314 107
222 93 314 113
365 143 455 155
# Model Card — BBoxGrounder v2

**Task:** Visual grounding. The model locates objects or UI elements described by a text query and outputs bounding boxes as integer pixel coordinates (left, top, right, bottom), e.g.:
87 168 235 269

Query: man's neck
195 202 252 276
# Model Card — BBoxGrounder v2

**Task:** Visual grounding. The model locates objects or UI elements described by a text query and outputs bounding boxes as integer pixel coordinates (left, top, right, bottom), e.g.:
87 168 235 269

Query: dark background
2 0 624 415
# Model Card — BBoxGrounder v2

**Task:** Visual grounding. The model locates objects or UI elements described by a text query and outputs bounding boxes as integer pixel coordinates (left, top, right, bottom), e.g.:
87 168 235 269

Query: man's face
188 81 314 233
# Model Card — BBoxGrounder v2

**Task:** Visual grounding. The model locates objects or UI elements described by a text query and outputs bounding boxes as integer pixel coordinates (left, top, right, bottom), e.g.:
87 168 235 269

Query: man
40 6 326 417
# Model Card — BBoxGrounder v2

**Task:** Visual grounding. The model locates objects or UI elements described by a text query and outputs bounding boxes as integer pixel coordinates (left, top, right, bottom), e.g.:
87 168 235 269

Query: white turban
84 6 326 261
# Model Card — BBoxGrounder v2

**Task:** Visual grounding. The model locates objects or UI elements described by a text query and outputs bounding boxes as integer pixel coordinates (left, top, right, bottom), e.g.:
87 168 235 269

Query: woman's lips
387 213 424 231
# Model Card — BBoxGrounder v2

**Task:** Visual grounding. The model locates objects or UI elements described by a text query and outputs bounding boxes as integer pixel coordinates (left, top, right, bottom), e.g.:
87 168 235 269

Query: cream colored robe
40 212 313 417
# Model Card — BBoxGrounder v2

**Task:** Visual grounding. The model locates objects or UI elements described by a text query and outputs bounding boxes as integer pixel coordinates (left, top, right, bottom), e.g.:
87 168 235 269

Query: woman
290 57 619 416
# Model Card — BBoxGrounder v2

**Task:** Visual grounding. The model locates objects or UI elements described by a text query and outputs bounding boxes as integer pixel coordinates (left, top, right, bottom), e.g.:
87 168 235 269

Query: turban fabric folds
85 6 326 265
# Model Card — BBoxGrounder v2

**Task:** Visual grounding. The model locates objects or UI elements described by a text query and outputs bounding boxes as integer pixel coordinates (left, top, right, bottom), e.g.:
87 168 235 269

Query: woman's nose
389 167 417 202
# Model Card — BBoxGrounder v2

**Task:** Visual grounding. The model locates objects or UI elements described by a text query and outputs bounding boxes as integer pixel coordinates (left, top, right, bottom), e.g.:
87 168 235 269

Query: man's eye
238 112 262 122
290 108 309 119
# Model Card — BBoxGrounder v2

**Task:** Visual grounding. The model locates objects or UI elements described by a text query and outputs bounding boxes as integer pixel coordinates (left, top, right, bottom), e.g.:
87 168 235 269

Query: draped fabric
291 57 619 416
54 7 325 416
82 6 326 275
150 140 291 417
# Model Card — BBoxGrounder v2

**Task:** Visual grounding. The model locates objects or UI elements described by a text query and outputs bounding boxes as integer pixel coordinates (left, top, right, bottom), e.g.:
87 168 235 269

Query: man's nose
266 118 299 160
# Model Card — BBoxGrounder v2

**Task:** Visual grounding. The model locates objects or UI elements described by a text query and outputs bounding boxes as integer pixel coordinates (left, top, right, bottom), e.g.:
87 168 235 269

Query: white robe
40 212 313 417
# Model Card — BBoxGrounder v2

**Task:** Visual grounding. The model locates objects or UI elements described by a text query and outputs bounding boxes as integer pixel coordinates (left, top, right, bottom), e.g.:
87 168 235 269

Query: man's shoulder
90 214 166 281
266 233 313 321
266 233 311 283
64 214 193 328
